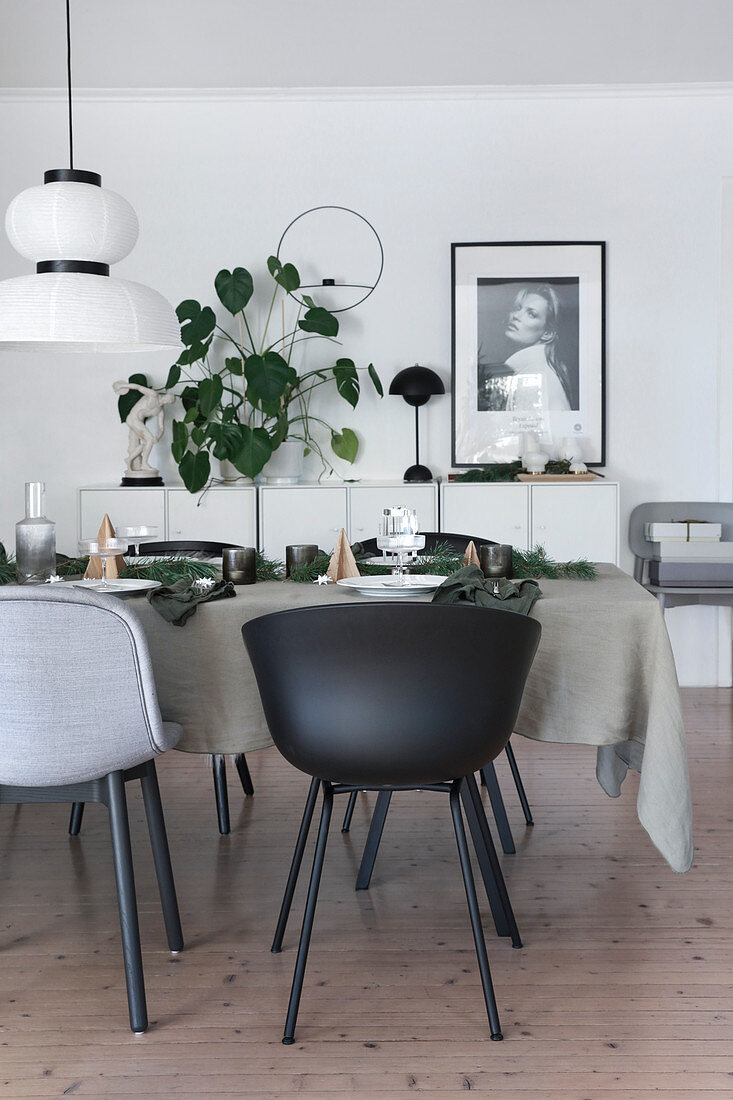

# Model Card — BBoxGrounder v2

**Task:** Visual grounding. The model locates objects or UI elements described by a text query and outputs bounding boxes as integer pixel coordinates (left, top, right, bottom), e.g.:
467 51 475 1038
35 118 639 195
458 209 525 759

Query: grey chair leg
480 762 515 854
355 790 392 890
140 761 183 953
504 741 533 826
460 780 511 939
464 773 521 948
212 755 230 835
449 782 503 1040
235 753 254 797
272 777 320 953
341 790 358 832
106 770 147 1034
282 782 334 1045
68 801 84 836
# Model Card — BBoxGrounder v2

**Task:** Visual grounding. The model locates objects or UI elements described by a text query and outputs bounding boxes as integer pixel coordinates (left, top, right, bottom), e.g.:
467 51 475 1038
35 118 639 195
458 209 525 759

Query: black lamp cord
65 0 74 169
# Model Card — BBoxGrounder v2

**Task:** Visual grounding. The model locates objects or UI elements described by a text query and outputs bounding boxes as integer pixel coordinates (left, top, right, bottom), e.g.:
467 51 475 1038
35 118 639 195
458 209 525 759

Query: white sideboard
79 486 257 547
79 479 616 563
440 481 619 564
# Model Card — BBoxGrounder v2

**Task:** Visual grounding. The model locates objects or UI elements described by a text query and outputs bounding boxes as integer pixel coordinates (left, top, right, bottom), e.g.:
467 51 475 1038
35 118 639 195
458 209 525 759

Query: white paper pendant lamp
0 168 180 353
0 1 181 353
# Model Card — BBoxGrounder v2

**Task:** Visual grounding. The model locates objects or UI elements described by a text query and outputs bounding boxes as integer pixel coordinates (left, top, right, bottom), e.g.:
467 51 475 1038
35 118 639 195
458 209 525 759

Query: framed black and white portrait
451 242 605 466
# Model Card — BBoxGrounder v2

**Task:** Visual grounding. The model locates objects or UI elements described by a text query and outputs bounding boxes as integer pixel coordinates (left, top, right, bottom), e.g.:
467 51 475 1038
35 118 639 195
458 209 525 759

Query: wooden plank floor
1 687 732 1098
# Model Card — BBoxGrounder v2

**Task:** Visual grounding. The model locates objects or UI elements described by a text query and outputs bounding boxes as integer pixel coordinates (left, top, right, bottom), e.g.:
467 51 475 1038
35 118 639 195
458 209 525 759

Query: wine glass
116 525 158 557
78 537 128 592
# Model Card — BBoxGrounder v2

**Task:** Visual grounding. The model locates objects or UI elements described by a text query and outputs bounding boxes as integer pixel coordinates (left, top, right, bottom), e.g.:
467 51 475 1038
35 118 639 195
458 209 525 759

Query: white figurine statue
113 380 176 485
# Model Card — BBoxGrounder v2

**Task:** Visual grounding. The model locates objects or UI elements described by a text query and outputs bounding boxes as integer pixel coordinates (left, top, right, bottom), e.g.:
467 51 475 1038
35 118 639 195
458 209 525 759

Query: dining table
131 563 693 873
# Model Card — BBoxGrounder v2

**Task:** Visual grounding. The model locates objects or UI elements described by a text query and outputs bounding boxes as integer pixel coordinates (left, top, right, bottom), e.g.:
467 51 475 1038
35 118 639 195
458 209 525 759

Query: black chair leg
106 770 147 1035
68 801 84 836
504 740 533 826
283 781 334 1045
355 790 392 890
212 755 230 835
480 762 515 854
460 781 510 939
272 777 320 953
235 753 254 797
449 782 503 1041
465 772 522 948
341 790 358 832
140 761 183 953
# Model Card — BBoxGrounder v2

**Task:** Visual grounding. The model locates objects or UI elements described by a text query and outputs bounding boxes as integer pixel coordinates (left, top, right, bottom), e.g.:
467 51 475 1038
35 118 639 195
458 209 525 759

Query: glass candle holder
480 543 513 579
285 544 319 578
222 547 256 585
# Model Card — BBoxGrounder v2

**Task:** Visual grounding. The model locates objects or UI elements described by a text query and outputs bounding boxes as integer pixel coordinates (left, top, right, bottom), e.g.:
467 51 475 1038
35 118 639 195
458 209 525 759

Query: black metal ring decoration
276 205 384 313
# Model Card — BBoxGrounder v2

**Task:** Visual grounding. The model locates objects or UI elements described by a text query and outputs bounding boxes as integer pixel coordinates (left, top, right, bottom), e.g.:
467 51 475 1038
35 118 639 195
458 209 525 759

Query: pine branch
256 552 284 581
512 545 595 580
120 557 218 584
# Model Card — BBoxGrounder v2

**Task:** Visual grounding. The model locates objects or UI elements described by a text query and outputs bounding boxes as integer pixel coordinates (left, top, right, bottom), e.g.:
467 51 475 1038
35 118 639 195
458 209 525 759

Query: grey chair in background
0 585 183 1034
629 501 733 614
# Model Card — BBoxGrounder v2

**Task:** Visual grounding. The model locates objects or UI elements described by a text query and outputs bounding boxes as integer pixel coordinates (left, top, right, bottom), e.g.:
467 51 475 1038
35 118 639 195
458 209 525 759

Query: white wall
3 0 733 88
0 86 732 683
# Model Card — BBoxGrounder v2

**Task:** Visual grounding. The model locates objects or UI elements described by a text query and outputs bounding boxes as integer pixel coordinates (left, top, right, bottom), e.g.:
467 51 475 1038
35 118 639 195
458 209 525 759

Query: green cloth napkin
432 564 542 615
148 577 236 626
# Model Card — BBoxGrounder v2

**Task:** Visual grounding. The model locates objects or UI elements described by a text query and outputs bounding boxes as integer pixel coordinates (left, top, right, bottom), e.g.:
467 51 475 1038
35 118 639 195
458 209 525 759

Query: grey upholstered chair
0 585 183 1034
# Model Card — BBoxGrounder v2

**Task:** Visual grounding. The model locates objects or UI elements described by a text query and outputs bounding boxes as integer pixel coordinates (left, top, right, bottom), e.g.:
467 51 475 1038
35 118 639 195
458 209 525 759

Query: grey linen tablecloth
131 564 692 872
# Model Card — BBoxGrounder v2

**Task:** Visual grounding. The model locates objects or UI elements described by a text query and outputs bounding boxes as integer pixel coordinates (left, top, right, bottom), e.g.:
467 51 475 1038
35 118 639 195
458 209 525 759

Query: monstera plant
157 257 381 492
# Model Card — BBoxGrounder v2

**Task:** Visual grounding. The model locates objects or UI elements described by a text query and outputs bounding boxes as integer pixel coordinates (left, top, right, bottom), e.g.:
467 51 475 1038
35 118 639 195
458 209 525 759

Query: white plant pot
218 458 253 485
261 440 304 484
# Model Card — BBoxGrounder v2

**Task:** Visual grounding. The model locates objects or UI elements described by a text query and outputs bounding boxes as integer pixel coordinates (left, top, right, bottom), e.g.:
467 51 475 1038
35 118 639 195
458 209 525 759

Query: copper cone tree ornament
326 529 360 582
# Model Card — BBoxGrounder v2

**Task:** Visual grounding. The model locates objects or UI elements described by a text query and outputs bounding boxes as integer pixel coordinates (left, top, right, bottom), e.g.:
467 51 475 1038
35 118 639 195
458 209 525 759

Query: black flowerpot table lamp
389 364 445 482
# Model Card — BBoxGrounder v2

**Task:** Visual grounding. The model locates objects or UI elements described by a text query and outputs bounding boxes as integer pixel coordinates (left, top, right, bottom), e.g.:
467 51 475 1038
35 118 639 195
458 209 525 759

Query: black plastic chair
126 539 239 558
73 538 255 836
355 530 495 556
346 531 534 847
242 602 541 1043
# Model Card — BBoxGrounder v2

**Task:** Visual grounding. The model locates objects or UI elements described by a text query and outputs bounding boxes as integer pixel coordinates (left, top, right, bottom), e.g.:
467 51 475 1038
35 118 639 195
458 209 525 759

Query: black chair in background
355 530 494 557
346 530 534 848
126 539 237 559
72 538 255 836
243 602 541 1043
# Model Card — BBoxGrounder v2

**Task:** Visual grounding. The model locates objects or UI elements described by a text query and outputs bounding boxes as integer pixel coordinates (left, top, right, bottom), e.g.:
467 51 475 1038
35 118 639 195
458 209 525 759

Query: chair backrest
128 540 239 558
356 531 496 557
0 586 172 786
629 502 733 582
242 602 541 787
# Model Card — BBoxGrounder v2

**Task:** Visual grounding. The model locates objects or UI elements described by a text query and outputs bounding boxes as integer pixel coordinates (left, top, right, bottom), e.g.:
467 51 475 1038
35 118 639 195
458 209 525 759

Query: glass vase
15 482 56 584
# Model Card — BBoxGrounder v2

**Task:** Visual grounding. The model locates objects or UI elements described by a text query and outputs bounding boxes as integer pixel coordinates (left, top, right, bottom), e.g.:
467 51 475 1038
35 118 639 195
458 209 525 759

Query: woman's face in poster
504 291 552 349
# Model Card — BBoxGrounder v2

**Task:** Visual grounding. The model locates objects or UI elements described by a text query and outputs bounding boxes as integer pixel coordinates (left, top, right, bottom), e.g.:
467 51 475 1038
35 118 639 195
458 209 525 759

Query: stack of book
645 521 733 586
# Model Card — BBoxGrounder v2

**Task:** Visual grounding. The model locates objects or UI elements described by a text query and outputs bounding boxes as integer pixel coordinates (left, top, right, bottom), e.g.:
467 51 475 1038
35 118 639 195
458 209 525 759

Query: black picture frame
451 241 606 467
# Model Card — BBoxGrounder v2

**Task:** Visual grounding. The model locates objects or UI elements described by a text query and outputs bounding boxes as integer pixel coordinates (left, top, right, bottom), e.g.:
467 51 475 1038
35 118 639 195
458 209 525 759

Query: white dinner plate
58 578 161 595
335 574 442 597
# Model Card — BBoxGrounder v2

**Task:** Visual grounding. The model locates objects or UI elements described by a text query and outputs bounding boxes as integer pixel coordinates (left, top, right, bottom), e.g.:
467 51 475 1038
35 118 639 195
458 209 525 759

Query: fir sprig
513 545 595 580
288 553 332 583
0 542 16 585
256 552 284 581
53 554 219 584
120 557 218 584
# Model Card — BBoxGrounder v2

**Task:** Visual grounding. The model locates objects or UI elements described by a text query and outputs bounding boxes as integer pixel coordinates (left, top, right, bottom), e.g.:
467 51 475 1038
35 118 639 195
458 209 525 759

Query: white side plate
58 578 161 594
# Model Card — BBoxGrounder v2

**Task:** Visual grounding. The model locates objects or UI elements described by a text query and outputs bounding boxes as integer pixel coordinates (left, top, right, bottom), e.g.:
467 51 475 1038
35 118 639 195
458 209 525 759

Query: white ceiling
1 0 733 89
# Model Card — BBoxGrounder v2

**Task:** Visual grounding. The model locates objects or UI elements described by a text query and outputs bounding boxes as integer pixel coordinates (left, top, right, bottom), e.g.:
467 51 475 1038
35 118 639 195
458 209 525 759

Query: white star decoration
193 576 216 591
315 574 331 585
48 574 62 583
